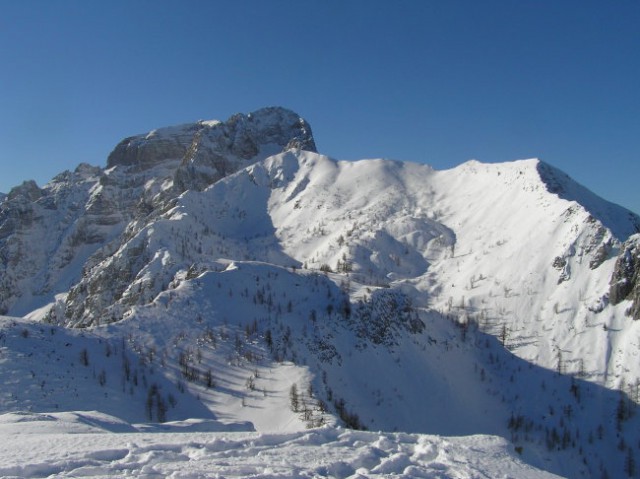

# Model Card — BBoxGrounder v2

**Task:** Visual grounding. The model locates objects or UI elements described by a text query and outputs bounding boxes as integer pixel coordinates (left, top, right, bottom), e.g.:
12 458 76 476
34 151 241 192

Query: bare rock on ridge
107 107 316 193
610 234 640 319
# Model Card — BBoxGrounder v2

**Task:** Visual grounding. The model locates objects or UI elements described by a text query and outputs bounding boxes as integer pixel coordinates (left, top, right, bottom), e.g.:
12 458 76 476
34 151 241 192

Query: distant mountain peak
7 179 42 202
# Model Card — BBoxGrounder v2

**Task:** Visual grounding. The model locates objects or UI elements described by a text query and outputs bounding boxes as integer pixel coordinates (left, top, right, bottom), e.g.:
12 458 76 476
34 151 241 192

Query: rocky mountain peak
7 180 43 202
106 107 315 172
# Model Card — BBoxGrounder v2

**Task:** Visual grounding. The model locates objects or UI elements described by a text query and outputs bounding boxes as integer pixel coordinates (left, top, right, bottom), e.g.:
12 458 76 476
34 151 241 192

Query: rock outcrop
610 234 640 319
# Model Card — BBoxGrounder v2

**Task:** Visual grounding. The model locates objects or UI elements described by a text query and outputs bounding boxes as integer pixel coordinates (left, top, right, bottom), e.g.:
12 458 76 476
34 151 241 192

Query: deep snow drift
0 412 561 479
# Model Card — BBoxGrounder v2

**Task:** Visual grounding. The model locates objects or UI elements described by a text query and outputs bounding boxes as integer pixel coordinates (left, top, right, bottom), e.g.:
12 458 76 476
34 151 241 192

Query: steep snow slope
424 159 640 389
12 254 640 477
251 153 640 387
0 316 216 425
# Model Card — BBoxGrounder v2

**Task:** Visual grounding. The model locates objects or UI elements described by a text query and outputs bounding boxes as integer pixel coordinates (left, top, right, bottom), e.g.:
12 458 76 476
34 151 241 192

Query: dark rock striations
609 234 640 319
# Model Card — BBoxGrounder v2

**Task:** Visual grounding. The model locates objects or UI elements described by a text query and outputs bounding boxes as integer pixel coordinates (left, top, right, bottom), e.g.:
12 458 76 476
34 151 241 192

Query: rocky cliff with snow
0 107 315 318
1 107 640 478
610 234 640 319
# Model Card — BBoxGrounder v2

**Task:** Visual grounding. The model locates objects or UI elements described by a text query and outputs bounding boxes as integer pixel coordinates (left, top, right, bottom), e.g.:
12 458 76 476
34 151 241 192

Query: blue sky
1 1 638 214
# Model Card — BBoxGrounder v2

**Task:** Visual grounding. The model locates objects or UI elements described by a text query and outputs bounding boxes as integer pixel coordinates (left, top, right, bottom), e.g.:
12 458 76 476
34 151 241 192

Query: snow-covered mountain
0 107 315 318
1 107 640 478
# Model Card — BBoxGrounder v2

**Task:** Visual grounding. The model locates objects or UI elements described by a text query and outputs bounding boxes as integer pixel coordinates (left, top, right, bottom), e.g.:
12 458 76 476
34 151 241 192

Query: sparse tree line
430 297 640 479
466 318 640 479
75 336 180 423
228 274 369 430
288 382 332 429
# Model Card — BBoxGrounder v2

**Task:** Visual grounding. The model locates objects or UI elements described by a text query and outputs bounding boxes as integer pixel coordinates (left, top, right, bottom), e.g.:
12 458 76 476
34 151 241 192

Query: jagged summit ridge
105 106 315 193
536 160 640 239
0 107 316 316
106 106 316 169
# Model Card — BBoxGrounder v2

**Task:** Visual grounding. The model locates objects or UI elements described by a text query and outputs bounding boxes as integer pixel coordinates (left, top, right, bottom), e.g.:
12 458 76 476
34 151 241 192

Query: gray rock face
0 168 105 316
174 107 316 192
7 180 43 202
107 107 316 192
610 235 640 319
106 124 200 170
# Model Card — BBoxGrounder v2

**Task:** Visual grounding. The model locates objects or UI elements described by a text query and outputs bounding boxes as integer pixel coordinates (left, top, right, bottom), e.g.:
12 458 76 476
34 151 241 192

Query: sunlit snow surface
0 413 560 478
4 144 640 478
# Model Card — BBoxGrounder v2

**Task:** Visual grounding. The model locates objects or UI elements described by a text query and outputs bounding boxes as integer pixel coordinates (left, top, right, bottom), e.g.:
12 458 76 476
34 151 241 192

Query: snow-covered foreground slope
0 316 227 426
4 254 638 477
0 413 561 479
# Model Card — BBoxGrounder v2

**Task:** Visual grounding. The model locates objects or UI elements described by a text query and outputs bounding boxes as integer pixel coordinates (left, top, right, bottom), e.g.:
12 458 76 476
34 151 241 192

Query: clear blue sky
1 1 639 214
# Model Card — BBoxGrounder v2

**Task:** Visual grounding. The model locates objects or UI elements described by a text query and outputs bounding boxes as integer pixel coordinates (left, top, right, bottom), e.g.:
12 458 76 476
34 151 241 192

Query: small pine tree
122 353 131 381
145 386 155 421
204 368 214 388
157 394 167 423
79 348 89 366
499 324 508 347
557 350 564 375
264 329 273 350
617 395 630 430
625 447 636 477
289 384 299 412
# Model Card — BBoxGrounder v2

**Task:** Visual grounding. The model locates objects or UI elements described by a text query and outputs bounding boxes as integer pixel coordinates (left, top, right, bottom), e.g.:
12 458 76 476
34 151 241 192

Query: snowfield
2 108 640 478
0 412 561 479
